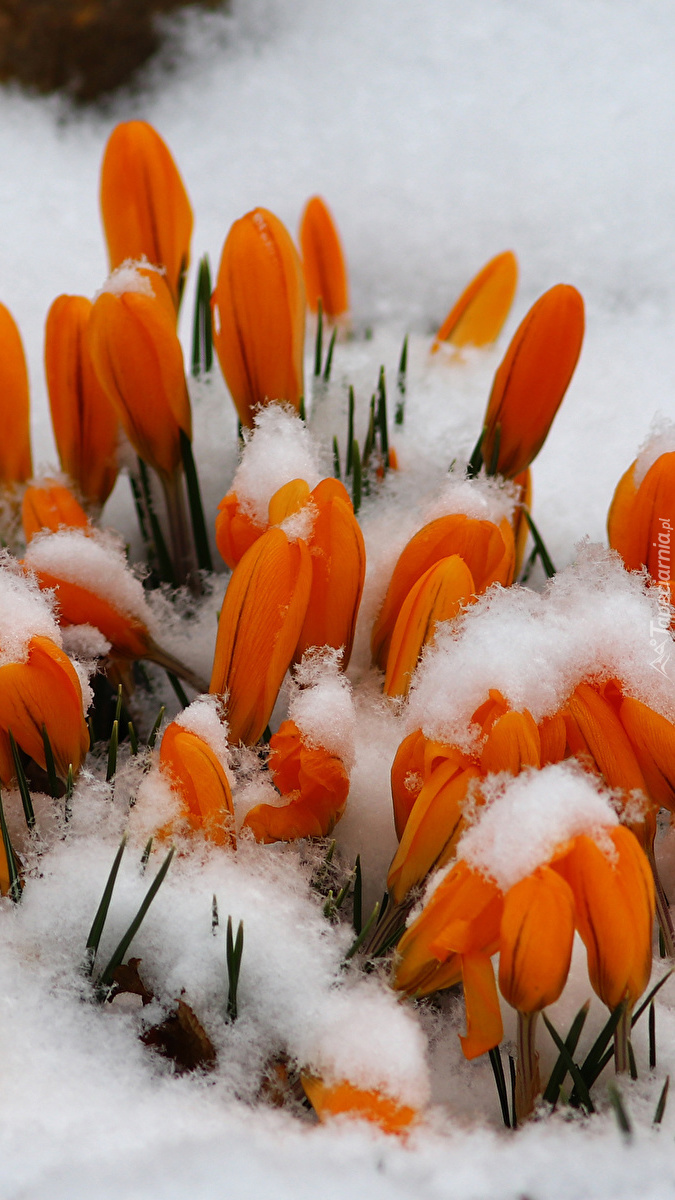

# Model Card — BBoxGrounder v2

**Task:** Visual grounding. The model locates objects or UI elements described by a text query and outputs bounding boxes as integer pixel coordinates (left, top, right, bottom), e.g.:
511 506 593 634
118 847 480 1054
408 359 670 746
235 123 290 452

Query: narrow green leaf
106 720 119 784
85 836 127 973
191 254 213 377
65 764 74 824
42 725 59 797
488 1046 511 1129
346 385 355 475
148 705 166 749
138 457 175 586
212 894 219 935
226 915 244 1021
180 428 213 573
649 1001 656 1071
9 730 35 831
0 785 22 903
466 427 485 478
628 1039 638 1081
129 472 151 547
519 545 538 585
166 672 189 709
140 838 153 872
523 509 556 579
607 1082 632 1141
314 299 323 377
487 422 501 476
654 1075 669 1125
578 1002 625 1092
543 1013 595 1113
632 968 674 1028
395 333 408 425
332 435 341 480
345 901 380 960
352 442 362 514
96 847 174 995
128 721 139 756
323 327 337 381
543 1000 590 1105
508 1055 517 1130
377 365 390 470
352 854 363 934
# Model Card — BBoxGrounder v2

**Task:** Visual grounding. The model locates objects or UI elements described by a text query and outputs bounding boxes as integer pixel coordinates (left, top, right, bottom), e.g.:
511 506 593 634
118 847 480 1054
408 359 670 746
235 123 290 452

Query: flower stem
162 469 200 594
516 1010 540 1121
614 1003 632 1074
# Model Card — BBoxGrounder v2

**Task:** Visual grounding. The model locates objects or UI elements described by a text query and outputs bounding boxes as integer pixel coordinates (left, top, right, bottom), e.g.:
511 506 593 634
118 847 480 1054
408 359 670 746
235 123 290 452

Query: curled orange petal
100 120 193 309
384 555 476 698
45 295 120 510
431 250 518 351
211 208 305 428
0 635 89 779
301 1075 416 1134
22 482 90 544
215 492 266 571
460 951 504 1060
210 528 312 745
480 709 541 775
242 719 349 842
268 478 312 526
481 284 585 478
299 196 350 320
159 722 235 847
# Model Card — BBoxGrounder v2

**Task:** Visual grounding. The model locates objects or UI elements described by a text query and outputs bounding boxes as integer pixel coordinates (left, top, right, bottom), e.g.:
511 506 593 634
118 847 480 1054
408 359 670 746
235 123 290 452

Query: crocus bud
498 866 575 1013
299 196 350 321
384 555 476 697
159 720 235 847
431 250 518 352
22 481 89 544
371 514 513 670
242 718 349 842
45 295 120 510
481 284 585 478
210 527 312 745
0 302 31 487
88 266 192 482
0 635 89 779
211 208 306 428
608 451 675 592
100 120 193 309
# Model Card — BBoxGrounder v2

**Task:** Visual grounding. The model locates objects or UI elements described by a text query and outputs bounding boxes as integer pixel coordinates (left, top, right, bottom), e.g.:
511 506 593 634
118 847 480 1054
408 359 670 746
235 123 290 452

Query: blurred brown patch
0 0 225 103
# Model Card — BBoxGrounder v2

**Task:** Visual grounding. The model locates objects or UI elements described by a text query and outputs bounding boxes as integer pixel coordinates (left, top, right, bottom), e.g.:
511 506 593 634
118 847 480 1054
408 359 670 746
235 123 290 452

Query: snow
1 0 675 1196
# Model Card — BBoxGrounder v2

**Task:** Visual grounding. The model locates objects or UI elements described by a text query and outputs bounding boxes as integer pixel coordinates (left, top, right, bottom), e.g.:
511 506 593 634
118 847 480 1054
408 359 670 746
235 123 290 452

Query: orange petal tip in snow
299 195 350 321
431 250 518 352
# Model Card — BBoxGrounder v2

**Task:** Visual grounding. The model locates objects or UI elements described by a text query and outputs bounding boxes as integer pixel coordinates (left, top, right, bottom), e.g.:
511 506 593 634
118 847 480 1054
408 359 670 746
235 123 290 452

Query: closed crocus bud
481 284 585 478
479 709 541 775
100 120 193 309
159 720 235 847
294 479 366 669
608 451 675 592
301 1075 417 1135
371 514 513 671
210 527 312 745
554 827 654 1013
242 718 350 842
384 555 476 698
0 635 89 779
0 301 32 487
88 266 192 483
431 250 518 352
22 480 90 544
214 492 265 571
45 295 120 511
211 208 306 428
387 749 481 904
299 196 350 321
498 866 575 1014
390 730 459 841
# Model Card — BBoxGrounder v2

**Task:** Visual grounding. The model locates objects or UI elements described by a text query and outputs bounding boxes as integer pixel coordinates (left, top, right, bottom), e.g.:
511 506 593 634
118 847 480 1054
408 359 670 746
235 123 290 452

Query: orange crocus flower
619 695 675 813
498 865 575 1014
159 721 235 847
22 481 89 544
100 120 193 309
242 718 350 842
431 250 518 352
384 555 476 698
371 513 515 671
211 208 306 428
480 284 585 478
215 492 265 571
608 451 675 597
45 295 120 510
0 301 32 487
0 635 89 780
299 196 350 320
210 527 312 745
301 1074 417 1135
88 268 192 483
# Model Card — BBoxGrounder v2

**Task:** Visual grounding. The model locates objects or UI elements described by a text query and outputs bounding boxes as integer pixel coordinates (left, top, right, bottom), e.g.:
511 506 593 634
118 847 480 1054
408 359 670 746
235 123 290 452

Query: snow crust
0 552 62 663
290 649 357 771
175 695 230 767
229 407 324 525
633 418 675 487
95 260 158 299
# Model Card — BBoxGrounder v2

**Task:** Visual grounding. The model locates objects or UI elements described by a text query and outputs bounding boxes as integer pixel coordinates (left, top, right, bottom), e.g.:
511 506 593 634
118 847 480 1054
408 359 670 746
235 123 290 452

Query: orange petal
301 1075 416 1134
554 828 654 1011
619 696 675 813
498 866 575 1013
391 729 432 841
294 479 366 668
511 468 532 576
88 282 191 481
159 723 235 847
387 754 479 904
566 682 647 794
209 528 312 745
0 635 89 778
384 556 476 698
0 302 31 486
215 492 266 571
460 951 504 1059
538 712 568 766
480 709 541 775
611 453 675 582
482 284 585 478
299 196 350 320
432 251 518 351
211 208 305 428
22 482 90 544
607 459 643 571
27 567 150 660
100 120 193 309
371 514 509 670
267 478 312 525
45 295 120 510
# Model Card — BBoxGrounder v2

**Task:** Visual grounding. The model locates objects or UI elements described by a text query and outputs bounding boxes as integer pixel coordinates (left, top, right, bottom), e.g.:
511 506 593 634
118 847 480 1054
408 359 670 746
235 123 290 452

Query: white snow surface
0 552 62 663
2 0 675 1197
24 527 156 627
228 406 324 525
